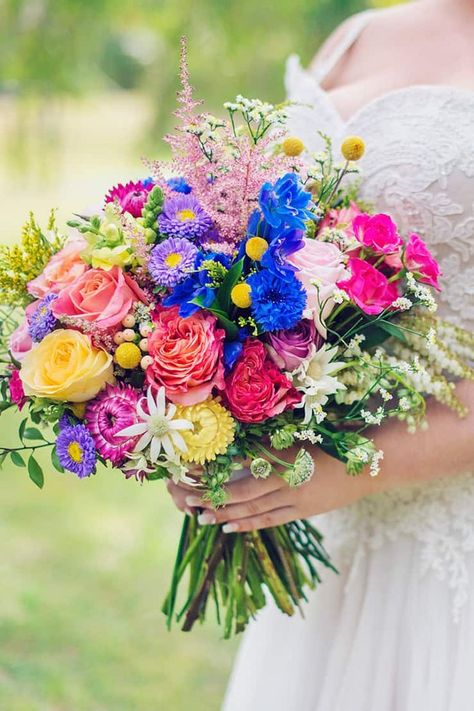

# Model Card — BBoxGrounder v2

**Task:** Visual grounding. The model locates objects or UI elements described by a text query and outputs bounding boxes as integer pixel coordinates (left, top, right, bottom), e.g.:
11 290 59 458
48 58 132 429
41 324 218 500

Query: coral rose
337 258 400 315
20 329 114 402
223 339 301 423
27 238 89 298
146 306 225 406
52 265 148 328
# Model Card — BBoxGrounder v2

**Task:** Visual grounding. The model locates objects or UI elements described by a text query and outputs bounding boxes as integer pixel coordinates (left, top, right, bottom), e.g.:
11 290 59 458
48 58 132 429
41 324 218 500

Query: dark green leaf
51 448 64 473
23 427 45 441
10 451 26 467
189 298 239 339
0 401 13 413
217 258 244 312
0 452 7 470
28 455 44 489
30 410 42 424
19 418 27 443
378 319 408 344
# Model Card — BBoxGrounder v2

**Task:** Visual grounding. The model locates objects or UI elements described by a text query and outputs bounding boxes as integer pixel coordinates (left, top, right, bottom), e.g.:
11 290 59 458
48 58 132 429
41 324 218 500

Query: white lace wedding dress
224 10 474 711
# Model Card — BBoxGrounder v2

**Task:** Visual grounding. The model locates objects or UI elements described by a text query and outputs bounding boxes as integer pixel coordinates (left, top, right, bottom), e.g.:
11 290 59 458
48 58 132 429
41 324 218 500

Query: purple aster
55 424 97 478
158 194 213 240
28 294 58 342
85 383 141 466
148 237 198 288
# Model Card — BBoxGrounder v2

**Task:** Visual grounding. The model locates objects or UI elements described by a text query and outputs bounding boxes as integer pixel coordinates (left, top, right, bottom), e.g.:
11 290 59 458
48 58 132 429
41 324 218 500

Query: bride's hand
166 447 373 532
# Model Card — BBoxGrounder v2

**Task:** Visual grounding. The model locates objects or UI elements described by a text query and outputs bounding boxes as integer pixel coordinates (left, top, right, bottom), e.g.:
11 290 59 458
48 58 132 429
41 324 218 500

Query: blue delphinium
28 293 58 342
166 176 192 194
260 227 304 279
259 173 313 230
163 252 231 318
247 269 306 332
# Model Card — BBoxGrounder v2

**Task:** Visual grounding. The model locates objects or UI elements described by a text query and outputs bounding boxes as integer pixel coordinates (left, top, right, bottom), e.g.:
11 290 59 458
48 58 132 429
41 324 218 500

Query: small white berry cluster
113 313 154 370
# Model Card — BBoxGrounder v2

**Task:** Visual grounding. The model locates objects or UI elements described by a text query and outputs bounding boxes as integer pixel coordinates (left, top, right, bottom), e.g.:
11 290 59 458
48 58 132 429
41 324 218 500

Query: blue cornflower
55 424 97 478
166 176 192 194
28 294 58 342
247 270 306 332
259 173 314 230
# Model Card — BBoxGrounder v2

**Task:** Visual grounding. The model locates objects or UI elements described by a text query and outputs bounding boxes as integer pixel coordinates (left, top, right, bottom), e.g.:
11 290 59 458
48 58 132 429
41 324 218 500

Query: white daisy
289 345 346 424
117 386 193 463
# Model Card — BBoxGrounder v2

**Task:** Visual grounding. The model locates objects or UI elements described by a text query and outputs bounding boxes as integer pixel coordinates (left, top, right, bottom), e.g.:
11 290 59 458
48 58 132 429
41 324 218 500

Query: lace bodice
284 10 474 615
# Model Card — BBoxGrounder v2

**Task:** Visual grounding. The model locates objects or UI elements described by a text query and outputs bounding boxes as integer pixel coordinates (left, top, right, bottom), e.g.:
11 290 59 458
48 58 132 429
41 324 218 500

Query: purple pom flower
28 294 58 342
55 424 97 478
148 237 198 287
158 194 213 240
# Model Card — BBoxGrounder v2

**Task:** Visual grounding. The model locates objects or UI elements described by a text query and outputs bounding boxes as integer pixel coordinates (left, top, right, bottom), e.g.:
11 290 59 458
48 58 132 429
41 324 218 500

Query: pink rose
9 301 37 362
146 306 225 406
266 319 322 372
223 340 301 423
288 238 348 336
337 258 400 315
404 233 441 290
9 368 27 410
52 266 148 328
353 213 403 254
319 201 362 237
28 238 89 298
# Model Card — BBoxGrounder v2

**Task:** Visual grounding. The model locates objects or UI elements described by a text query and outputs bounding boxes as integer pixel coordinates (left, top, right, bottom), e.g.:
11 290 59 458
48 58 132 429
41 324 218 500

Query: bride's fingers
166 480 195 515
220 506 297 533
185 474 285 509
199 488 293 525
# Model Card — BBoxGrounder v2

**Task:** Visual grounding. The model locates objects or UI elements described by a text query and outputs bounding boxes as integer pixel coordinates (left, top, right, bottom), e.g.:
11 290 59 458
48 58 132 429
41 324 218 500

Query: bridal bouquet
2 40 474 637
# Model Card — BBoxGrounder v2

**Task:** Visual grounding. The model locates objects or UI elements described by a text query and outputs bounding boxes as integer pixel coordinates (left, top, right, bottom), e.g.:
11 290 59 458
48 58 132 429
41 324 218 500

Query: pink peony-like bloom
52 266 148 329
146 305 225 406
337 258 400 315
288 237 348 336
353 213 403 254
28 238 89 299
9 368 27 410
85 383 141 465
105 180 153 218
266 319 322 372
405 233 441 290
319 201 362 237
223 339 301 423
9 301 37 362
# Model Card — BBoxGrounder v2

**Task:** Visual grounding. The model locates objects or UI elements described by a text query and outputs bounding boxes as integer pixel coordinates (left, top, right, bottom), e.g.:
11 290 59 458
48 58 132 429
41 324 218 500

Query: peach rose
146 305 225 406
28 238 89 298
52 266 148 329
288 238 348 336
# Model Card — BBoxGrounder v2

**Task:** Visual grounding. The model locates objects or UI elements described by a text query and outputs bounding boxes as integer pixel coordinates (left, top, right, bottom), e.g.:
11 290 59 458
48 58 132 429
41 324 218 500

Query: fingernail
222 523 238 534
186 496 203 507
198 512 216 526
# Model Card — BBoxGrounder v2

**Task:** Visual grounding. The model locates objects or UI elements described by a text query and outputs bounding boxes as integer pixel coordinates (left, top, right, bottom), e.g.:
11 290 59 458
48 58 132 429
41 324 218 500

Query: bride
168 1 474 708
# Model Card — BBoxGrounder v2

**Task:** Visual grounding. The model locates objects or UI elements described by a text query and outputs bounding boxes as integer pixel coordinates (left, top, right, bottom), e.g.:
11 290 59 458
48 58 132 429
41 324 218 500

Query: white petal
170 430 187 452
162 434 175 458
156 386 166 415
150 436 162 462
169 419 194 430
117 422 148 438
137 400 150 421
147 386 157 415
167 403 177 419
135 430 153 451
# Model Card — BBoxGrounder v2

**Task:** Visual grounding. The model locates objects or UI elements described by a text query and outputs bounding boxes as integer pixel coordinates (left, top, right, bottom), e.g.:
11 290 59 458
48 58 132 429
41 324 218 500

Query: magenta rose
265 319 322 372
337 258 400 315
9 368 27 410
404 233 441 290
223 339 301 423
353 213 403 254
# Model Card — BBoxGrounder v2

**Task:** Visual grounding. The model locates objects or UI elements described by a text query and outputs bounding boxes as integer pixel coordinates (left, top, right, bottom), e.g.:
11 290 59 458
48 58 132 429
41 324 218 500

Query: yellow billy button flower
341 135 366 162
175 397 236 465
231 282 252 309
114 342 142 369
245 236 268 261
282 136 305 157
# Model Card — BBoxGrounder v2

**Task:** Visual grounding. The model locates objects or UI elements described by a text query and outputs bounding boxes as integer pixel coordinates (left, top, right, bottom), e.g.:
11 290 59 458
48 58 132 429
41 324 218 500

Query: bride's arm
167 379 474 531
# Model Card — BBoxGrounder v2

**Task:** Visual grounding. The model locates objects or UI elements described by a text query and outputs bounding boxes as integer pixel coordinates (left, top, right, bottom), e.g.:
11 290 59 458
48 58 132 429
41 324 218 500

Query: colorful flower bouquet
1 40 474 637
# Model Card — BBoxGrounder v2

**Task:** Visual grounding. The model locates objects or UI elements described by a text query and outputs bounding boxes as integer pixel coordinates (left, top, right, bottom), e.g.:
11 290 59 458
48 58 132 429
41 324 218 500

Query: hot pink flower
404 233 441 290
105 180 154 218
85 383 141 465
319 201 362 237
223 339 301 423
353 213 403 254
146 306 225 406
337 258 400 315
9 301 37 362
52 266 148 329
28 238 89 299
9 369 27 410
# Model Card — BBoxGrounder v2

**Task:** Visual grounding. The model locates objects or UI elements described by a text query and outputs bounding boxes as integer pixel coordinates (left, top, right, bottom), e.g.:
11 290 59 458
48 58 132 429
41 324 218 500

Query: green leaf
217 258 244 312
18 418 27 443
28 455 44 489
378 319 408 344
50 448 64 473
0 401 13 414
189 298 239 340
10 451 26 467
0 452 7 470
23 427 45 441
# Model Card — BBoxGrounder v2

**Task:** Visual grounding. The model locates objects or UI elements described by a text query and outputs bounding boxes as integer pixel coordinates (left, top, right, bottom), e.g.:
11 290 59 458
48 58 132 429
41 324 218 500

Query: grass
0 93 237 711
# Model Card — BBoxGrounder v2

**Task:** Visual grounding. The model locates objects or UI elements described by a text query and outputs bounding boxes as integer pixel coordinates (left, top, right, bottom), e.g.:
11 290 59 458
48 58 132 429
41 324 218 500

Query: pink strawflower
353 213 403 255
337 258 400 315
9 369 27 410
85 383 141 465
105 180 153 218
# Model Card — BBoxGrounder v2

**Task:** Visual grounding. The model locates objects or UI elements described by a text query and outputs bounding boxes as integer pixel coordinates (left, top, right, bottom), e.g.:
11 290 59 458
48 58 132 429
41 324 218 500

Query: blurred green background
1 1 400 709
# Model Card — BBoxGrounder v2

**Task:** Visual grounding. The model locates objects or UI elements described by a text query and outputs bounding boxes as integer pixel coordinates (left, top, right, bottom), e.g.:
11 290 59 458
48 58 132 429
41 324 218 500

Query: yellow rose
20 329 115 402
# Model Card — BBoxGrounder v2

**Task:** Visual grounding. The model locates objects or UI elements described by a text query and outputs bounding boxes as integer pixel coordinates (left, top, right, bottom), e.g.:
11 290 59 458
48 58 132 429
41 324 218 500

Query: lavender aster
148 237 198 287
55 424 97 478
158 194 213 240
28 293 58 341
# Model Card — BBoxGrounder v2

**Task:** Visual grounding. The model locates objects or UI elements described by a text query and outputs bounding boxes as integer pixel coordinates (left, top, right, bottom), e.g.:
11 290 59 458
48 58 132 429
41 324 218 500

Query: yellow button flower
114 342 142 369
231 282 252 309
282 136 305 157
245 237 268 261
20 329 114 402
175 398 236 465
341 135 366 162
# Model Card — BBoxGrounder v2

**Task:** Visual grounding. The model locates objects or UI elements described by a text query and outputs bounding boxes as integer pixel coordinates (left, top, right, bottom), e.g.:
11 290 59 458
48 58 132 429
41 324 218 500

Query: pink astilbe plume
145 37 302 244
